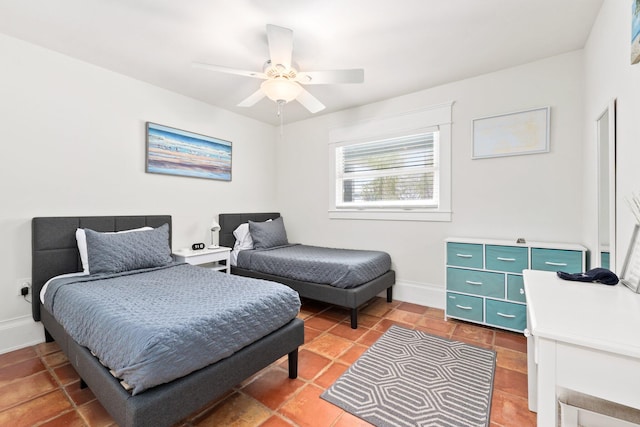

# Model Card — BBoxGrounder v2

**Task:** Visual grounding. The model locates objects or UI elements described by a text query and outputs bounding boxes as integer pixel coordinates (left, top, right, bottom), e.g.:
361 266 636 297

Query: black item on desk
557 268 619 285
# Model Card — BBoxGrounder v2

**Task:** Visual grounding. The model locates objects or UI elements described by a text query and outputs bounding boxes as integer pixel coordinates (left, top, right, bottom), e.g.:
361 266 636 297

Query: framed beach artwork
632 0 640 65
145 122 232 181
472 106 550 159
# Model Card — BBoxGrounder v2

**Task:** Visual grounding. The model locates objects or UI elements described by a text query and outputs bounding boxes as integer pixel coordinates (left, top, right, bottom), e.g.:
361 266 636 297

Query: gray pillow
249 217 288 249
86 224 172 274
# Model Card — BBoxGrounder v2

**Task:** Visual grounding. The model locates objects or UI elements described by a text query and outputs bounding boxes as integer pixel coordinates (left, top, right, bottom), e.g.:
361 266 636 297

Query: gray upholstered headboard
31 215 171 321
218 213 280 248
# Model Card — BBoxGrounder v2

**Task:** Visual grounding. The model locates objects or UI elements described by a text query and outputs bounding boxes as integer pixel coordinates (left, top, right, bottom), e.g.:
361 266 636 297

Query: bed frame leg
288 349 298 379
386 286 393 302
80 379 88 389
44 328 54 343
350 308 358 329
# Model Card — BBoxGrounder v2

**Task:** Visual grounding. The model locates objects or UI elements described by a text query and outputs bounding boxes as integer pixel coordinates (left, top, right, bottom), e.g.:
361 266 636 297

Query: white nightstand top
173 246 232 274
173 246 231 257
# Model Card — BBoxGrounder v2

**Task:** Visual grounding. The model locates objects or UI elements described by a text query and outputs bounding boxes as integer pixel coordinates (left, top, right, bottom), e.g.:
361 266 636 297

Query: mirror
597 99 616 271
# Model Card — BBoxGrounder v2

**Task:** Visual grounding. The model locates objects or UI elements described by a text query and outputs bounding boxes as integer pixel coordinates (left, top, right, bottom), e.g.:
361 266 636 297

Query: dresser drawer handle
519 288 525 295
455 304 473 310
465 280 483 285
497 257 516 262
456 253 473 258
497 312 516 318
544 261 568 267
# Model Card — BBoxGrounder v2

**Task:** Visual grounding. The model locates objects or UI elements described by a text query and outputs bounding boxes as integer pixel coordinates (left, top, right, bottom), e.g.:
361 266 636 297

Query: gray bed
219 212 395 329
32 215 304 427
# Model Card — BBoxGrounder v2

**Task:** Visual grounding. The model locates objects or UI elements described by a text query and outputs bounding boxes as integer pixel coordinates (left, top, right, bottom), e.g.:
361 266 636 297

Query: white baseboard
381 279 444 309
0 315 44 355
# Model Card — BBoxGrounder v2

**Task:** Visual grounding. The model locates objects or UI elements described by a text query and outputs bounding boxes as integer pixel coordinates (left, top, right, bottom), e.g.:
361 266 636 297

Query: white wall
277 51 586 307
583 0 640 272
5 0 634 354
0 34 278 353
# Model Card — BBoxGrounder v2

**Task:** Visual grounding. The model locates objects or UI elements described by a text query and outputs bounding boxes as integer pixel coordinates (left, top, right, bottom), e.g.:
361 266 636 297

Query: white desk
524 269 640 426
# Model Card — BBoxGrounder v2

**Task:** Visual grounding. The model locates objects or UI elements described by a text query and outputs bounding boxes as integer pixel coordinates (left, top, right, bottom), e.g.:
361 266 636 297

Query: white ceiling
0 0 603 125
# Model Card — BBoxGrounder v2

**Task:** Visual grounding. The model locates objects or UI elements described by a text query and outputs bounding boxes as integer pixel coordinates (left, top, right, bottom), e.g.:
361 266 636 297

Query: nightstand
173 246 232 274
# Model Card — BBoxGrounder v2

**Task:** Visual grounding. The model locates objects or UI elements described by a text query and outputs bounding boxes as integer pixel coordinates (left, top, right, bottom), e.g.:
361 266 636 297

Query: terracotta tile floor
0 298 536 426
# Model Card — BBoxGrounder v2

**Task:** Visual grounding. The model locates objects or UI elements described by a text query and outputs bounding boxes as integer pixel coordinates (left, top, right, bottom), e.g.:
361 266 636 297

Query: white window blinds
335 131 439 208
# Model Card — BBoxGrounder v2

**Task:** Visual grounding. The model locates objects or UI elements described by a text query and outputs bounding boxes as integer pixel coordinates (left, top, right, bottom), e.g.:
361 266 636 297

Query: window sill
328 209 452 222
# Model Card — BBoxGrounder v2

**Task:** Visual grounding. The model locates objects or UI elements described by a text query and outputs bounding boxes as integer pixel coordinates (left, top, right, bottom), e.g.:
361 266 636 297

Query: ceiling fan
193 24 364 116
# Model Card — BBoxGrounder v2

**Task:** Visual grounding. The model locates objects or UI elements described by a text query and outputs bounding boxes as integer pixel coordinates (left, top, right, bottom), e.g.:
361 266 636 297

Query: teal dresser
445 238 587 333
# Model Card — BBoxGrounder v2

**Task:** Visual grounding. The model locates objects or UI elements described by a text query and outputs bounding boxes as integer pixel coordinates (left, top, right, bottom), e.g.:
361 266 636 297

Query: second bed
219 212 396 328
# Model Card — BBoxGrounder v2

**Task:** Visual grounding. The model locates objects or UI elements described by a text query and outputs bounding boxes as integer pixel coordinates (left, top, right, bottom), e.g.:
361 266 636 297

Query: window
336 131 439 208
329 103 452 221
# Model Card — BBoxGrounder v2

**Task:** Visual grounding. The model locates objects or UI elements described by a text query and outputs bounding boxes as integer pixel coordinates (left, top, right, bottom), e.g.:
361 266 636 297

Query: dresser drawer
507 274 526 303
447 267 505 298
447 243 483 269
485 299 526 331
531 248 583 273
485 245 528 273
601 252 610 270
446 292 483 322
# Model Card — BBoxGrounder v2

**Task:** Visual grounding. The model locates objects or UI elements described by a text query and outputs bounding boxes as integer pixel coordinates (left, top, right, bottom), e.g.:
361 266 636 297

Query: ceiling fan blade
237 89 266 107
296 87 325 113
192 62 266 79
297 69 364 85
266 24 293 69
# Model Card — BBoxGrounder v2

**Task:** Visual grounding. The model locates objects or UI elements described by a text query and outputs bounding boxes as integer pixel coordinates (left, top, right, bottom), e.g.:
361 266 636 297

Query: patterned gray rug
321 325 496 427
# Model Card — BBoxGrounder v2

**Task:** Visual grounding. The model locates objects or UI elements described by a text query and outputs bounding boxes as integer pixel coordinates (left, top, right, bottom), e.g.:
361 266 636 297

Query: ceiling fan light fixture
194 25 360 115
261 77 302 103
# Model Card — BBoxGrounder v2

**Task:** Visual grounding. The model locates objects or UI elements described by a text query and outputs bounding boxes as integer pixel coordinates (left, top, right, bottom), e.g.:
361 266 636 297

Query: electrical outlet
17 278 31 297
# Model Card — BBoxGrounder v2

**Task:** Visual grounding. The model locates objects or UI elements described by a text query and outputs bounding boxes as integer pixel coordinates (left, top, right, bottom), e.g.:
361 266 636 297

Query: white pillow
76 226 153 273
232 223 254 251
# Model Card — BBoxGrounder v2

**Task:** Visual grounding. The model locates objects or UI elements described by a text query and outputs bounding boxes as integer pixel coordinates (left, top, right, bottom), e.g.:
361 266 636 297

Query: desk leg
536 338 558 426
526 329 537 411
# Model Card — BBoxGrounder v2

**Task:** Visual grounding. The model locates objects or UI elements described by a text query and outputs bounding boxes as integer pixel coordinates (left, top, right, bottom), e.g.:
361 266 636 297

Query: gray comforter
236 244 391 288
43 263 300 395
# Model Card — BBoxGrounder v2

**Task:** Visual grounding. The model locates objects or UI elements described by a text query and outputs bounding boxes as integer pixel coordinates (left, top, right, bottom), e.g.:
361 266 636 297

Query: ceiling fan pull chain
278 100 285 134
277 99 284 117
